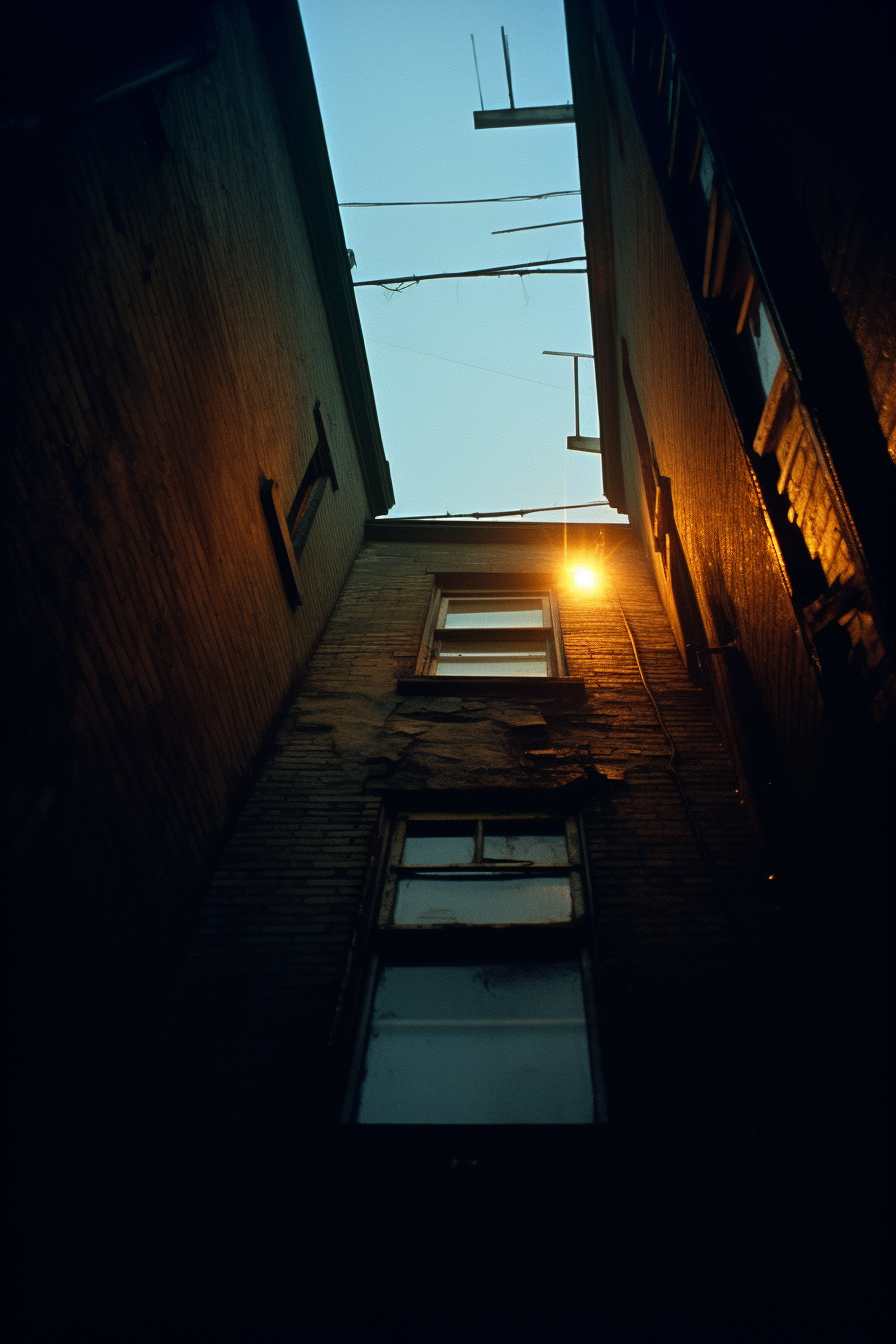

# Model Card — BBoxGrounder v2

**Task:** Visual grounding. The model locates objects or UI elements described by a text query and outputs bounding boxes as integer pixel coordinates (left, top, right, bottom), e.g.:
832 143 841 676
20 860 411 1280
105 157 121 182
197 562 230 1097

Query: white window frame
414 583 568 679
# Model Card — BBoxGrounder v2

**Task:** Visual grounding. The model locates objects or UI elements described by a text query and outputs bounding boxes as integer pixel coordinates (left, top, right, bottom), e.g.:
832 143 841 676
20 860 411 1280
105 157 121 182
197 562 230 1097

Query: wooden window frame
260 401 338 609
339 809 608 1126
413 581 569 680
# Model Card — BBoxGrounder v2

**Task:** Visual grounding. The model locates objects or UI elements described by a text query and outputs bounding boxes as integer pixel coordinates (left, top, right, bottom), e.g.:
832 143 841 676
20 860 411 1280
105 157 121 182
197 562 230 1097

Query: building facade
4 0 892 1336
564 3 894 1329
2 1 391 1315
122 518 792 1334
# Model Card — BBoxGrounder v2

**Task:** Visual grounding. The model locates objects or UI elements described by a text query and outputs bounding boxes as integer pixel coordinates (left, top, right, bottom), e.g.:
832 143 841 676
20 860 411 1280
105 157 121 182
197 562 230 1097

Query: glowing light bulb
571 567 597 589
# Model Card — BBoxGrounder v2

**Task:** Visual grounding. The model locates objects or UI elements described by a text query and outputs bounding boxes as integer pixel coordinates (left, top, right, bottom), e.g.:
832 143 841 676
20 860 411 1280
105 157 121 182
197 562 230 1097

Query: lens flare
571 567 597 589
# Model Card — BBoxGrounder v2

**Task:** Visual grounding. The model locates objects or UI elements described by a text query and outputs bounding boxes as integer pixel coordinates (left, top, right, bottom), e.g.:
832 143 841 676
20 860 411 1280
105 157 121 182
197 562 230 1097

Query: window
342 812 607 1125
260 401 338 608
284 402 339 558
414 577 567 679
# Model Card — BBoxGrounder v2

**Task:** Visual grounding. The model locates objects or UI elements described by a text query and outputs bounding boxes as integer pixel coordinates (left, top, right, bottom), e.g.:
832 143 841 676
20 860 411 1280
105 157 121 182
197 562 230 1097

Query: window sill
396 675 586 703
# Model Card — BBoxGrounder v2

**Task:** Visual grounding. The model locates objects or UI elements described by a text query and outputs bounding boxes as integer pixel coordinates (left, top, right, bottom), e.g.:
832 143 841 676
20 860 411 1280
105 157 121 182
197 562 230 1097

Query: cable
615 592 679 772
387 500 609 520
353 256 587 289
614 588 759 976
338 191 581 207
357 270 586 291
492 219 583 235
368 339 571 391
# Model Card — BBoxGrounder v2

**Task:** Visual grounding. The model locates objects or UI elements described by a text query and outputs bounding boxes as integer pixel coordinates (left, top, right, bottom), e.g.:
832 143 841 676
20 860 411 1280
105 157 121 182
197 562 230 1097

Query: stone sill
396 676 587 704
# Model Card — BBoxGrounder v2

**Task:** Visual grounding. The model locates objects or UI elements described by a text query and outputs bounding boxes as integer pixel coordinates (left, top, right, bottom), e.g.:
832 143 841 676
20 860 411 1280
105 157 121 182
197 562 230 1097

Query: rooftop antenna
474 27 575 129
470 35 484 112
501 26 515 108
543 351 601 453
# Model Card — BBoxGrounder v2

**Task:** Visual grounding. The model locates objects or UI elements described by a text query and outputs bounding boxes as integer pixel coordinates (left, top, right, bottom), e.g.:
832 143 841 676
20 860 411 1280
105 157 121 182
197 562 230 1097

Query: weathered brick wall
3 2 372 1175
134 520 775 1171
584 31 892 1239
658 0 896 464
593 15 846 858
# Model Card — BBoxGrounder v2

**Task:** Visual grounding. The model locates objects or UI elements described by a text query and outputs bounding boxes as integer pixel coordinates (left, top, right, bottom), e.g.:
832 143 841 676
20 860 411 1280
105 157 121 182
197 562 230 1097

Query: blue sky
299 0 626 523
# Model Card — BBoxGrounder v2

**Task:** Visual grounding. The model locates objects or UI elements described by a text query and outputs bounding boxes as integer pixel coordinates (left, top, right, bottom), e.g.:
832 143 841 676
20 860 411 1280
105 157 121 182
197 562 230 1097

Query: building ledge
396 676 587 704
254 1 394 517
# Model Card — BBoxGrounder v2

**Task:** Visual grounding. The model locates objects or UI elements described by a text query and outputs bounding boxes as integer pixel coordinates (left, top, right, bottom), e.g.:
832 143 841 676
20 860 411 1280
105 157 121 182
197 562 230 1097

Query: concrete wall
3 2 372 1184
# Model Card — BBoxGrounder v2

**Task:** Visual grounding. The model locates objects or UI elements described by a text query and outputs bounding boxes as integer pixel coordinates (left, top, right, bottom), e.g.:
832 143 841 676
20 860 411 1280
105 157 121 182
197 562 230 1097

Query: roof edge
250 0 394 516
365 518 633 544
564 0 627 513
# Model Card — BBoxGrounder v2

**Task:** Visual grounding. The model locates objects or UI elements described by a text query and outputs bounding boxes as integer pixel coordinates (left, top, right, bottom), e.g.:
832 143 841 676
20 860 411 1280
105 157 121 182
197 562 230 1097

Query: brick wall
657 0 896 465
3 2 373 1192
578 27 892 1272
593 18 831 846
121 520 783 1330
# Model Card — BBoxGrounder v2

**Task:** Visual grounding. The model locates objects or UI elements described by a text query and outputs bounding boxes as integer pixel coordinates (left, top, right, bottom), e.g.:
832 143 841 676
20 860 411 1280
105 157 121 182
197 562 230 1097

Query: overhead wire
357 270 586 290
368 339 571 390
353 256 587 289
338 190 581 207
492 219 583 234
389 500 609 520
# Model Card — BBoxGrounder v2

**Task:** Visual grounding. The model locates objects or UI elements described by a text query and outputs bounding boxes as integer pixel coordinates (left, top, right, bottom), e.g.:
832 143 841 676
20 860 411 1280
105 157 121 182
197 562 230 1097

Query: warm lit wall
570 22 892 1307
2 3 371 1159
660 0 896 466
589 15 833 852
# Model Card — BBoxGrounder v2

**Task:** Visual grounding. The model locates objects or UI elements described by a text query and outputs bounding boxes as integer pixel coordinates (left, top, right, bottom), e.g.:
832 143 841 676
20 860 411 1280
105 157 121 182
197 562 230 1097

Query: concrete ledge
396 675 587 703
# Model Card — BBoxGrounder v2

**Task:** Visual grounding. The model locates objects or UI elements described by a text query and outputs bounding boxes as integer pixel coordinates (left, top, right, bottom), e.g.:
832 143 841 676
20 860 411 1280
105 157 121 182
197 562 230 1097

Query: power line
356 269 586 289
353 256 587 289
368 339 571 390
391 500 609 520
338 190 581 207
492 219 583 235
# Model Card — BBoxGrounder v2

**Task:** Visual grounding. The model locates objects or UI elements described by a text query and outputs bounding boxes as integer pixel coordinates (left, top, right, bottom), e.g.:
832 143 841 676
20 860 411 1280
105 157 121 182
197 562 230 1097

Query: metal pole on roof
574 356 580 437
471 34 484 112
501 27 515 108
543 351 600 453
472 25 573 130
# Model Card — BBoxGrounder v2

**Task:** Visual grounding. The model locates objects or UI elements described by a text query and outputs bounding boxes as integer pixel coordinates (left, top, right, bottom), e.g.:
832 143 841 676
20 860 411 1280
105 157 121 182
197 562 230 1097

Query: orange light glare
571 567 597 589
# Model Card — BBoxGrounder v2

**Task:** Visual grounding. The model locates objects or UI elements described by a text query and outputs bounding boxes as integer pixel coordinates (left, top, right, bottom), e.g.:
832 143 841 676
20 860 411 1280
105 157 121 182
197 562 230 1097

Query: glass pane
394 874 571 924
435 641 547 677
403 822 475 866
436 657 548 677
750 299 781 398
444 599 544 629
482 821 568 865
357 963 593 1124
